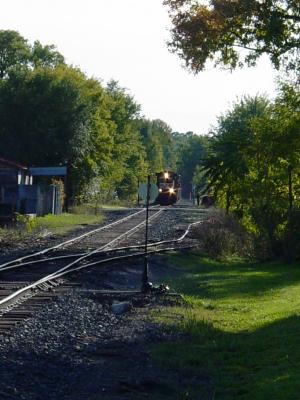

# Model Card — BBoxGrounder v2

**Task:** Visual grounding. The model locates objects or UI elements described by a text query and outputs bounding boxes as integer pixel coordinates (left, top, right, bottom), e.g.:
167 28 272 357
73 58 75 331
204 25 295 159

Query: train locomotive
156 171 180 206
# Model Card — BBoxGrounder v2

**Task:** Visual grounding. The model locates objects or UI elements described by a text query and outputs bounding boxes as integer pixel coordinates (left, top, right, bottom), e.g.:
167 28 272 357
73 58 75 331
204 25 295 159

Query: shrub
191 210 254 259
14 213 37 232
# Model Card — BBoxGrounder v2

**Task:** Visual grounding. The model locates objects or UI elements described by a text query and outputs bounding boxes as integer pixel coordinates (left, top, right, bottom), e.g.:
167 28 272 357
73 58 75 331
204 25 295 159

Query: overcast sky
1 0 278 134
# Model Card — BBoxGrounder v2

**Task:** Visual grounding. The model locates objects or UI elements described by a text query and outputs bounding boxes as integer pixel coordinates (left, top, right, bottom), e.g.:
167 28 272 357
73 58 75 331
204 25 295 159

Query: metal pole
288 164 293 217
142 174 150 291
137 178 140 207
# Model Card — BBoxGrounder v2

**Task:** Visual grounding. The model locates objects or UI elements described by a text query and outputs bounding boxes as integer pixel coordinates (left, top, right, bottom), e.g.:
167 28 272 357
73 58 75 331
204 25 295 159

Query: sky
1 0 278 134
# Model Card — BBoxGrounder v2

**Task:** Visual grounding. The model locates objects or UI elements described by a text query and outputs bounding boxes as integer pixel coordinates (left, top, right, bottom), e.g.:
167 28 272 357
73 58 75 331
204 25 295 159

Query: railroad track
0 205 206 333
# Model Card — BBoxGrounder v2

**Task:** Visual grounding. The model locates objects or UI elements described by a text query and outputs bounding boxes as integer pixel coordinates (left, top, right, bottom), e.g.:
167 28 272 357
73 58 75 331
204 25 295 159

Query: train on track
156 170 181 206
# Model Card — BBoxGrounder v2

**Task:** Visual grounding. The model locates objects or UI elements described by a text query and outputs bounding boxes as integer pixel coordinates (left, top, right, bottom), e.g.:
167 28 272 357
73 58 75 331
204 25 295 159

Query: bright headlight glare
158 188 162 192
169 188 174 194
164 172 169 179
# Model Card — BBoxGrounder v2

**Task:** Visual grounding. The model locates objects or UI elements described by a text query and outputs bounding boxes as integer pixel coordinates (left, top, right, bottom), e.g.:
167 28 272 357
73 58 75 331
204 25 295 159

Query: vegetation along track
0 204 208 333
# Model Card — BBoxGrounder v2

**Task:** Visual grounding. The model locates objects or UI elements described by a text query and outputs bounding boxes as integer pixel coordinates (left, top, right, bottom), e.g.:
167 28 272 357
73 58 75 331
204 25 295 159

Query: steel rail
0 207 156 270
49 218 205 278
0 209 198 272
0 208 164 308
43 244 198 280
0 208 165 272
0 217 202 309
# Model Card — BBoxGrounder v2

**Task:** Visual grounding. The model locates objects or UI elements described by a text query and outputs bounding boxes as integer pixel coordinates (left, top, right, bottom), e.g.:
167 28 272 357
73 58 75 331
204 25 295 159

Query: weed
15 213 37 232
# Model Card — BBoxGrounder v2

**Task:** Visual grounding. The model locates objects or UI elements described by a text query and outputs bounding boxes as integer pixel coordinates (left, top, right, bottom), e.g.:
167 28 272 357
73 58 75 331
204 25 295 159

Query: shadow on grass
153 314 300 400
169 254 300 300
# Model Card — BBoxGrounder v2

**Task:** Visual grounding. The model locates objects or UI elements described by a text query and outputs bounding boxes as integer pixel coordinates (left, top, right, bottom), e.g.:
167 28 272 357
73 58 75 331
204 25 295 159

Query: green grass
70 202 133 214
35 212 103 235
0 212 104 251
152 254 300 399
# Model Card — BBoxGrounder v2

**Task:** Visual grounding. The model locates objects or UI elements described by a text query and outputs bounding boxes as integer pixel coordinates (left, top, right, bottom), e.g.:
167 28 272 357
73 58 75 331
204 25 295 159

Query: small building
0 158 33 218
0 158 64 220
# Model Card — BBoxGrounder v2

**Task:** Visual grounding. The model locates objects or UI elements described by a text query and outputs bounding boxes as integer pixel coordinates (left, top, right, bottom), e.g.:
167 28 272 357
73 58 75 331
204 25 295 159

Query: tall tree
30 40 65 68
174 132 208 196
105 81 148 198
0 66 114 198
202 91 300 257
164 0 300 73
137 119 169 173
0 30 30 78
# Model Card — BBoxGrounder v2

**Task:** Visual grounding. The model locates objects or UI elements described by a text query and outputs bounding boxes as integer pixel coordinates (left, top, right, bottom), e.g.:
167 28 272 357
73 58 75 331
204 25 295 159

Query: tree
105 81 148 199
30 40 65 68
163 0 300 73
202 91 300 258
174 132 208 196
137 118 173 173
0 30 30 78
0 66 114 199
0 31 65 78
202 96 272 217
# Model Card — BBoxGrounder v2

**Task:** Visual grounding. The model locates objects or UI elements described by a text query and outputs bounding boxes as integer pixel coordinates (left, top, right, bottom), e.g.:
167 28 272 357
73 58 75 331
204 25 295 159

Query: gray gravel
0 290 157 399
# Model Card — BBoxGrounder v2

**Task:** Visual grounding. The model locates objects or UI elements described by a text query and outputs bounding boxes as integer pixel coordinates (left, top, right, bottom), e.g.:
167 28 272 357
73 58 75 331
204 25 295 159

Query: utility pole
288 164 293 217
142 174 150 292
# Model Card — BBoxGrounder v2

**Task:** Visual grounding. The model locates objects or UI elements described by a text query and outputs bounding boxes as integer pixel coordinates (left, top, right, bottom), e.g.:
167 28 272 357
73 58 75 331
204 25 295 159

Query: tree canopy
0 30 64 79
0 30 178 203
0 30 30 78
202 88 300 258
163 0 300 73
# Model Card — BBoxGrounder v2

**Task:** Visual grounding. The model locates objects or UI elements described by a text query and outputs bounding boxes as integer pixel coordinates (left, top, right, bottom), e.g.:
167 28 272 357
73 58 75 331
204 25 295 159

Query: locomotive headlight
164 172 169 179
158 188 162 192
169 187 175 194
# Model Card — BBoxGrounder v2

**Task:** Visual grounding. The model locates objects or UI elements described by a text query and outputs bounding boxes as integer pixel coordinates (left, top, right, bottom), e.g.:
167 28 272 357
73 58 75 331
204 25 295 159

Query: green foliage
0 30 65 79
30 40 65 68
105 81 148 199
0 30 31 78
137 118 174 173
164 0 300 74
173 131 209 196
192 210 254 259
0 65 114 198
15 213 37 232
0 30 190 206
202 87 300 259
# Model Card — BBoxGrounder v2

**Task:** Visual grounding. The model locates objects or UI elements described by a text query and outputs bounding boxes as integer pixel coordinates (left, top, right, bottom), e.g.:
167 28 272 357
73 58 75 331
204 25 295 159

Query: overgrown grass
0 213 104 247
152 253 300 399
35 212 103 235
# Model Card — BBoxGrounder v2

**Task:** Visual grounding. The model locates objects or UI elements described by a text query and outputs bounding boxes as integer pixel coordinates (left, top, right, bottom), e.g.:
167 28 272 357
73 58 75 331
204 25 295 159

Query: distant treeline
0 30 207 203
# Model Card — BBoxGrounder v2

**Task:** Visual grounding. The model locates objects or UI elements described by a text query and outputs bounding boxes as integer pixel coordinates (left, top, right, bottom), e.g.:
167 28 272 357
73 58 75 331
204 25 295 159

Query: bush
191 210 254 259
14 213 37 232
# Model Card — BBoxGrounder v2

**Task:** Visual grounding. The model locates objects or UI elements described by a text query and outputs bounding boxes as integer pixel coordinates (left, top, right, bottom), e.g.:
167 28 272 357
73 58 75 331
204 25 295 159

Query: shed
0 159 65 219
0 158 33 218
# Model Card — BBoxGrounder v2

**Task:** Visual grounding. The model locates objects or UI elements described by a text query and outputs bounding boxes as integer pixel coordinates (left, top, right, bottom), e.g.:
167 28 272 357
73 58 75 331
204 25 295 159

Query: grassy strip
0 213 104 246
34 212 104 235
70 202 133 214
152 253 300 399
